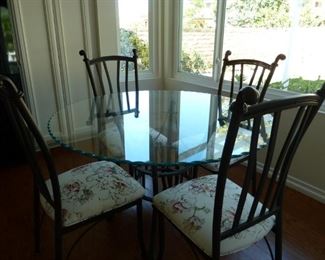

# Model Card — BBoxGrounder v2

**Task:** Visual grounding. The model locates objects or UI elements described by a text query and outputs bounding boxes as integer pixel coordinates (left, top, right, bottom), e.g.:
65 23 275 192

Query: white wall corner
255 161 325 204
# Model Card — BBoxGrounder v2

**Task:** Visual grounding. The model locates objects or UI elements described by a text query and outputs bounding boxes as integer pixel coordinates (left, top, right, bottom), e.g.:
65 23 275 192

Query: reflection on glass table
48 90 270 167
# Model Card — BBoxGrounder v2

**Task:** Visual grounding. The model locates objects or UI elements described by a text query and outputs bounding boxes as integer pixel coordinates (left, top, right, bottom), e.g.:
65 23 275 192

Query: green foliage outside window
226 0 325 28
183 0 325 29
299 1 325 26
120 28 149 70
184 0 212 30
226 0 290 28
0 7 14 52
271 77 325 93
180 51 210 74
120 28 211 74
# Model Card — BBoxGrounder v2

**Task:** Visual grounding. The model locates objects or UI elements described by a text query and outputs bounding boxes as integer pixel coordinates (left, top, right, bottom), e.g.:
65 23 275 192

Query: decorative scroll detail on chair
217 50 285 126
217 50 286 101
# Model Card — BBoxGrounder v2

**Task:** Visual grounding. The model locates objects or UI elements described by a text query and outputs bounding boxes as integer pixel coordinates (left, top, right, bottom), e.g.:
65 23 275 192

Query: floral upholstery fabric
153 175 275 257
41 161 145 227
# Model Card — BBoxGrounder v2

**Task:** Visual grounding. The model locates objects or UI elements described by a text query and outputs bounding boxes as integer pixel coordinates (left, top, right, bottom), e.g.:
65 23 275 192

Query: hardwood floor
0 148 324 260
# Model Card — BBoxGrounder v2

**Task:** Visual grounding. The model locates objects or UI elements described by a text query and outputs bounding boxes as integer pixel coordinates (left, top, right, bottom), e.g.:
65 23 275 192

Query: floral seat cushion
153 175 275 257
41 161 145 227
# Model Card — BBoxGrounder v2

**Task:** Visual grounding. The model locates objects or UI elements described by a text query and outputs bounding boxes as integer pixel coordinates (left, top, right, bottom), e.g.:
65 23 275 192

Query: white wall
283 111 325 200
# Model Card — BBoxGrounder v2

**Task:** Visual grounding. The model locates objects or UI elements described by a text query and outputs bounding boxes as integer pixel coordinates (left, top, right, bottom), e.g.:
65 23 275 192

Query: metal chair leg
129 164 135 177
137 200 147 259
33 184 41 253
54 223 63 260
149 207 158 260
157 212 165 260
264 236 275 260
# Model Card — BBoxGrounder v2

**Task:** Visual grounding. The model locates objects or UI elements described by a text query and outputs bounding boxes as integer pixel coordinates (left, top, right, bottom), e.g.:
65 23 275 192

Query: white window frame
116 0 161 81
169 0 325 112
171 0 225 90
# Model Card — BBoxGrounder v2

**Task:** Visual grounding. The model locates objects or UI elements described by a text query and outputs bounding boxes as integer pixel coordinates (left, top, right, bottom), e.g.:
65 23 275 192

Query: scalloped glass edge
47 114 266 167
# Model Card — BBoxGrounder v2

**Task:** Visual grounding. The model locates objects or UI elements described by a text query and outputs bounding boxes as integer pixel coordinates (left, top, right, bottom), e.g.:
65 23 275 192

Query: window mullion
148 0 154 72
175 0 183 75
213 0 227 83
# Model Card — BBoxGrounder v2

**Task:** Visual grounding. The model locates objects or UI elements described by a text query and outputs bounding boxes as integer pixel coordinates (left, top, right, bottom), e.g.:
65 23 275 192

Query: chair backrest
212 83 325 257
217 50 286 102
80 49 139 116
0 75 61 217
79 49 139 96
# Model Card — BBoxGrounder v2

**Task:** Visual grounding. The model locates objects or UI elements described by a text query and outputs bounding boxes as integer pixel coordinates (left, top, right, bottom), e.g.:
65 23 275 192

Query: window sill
139 70 159 80
167 74 325 113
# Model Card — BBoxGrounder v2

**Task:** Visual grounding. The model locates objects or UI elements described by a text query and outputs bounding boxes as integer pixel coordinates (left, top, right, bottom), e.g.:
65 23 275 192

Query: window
118 0 150 71
177 0 325 94
224 0 325 93
179 0 217 77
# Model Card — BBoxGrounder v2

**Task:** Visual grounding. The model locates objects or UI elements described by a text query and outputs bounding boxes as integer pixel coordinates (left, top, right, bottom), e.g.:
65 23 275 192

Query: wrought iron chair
203 50 286 173
80 49 142 176
80 50 195 199
153 84 325 259
79 49 139 116
217 50 286 101
0 75 146 260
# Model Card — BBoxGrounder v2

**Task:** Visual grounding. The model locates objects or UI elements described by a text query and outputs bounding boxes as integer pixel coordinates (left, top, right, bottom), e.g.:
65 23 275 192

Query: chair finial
231 86 260 113
79 49 88 61
238 86 260 106
132 49 138 59
224 50 232 62
273 53 286 66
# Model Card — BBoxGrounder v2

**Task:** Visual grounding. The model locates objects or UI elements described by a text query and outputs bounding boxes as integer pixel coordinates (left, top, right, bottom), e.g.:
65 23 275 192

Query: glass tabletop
48 90 268 166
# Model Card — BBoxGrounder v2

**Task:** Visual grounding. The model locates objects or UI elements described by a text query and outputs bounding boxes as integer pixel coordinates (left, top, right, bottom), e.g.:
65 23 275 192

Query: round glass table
48 90 268 167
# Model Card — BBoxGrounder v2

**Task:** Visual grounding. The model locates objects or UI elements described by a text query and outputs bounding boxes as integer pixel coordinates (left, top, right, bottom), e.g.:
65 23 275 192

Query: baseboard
254 162 325 204
285 175 325 204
